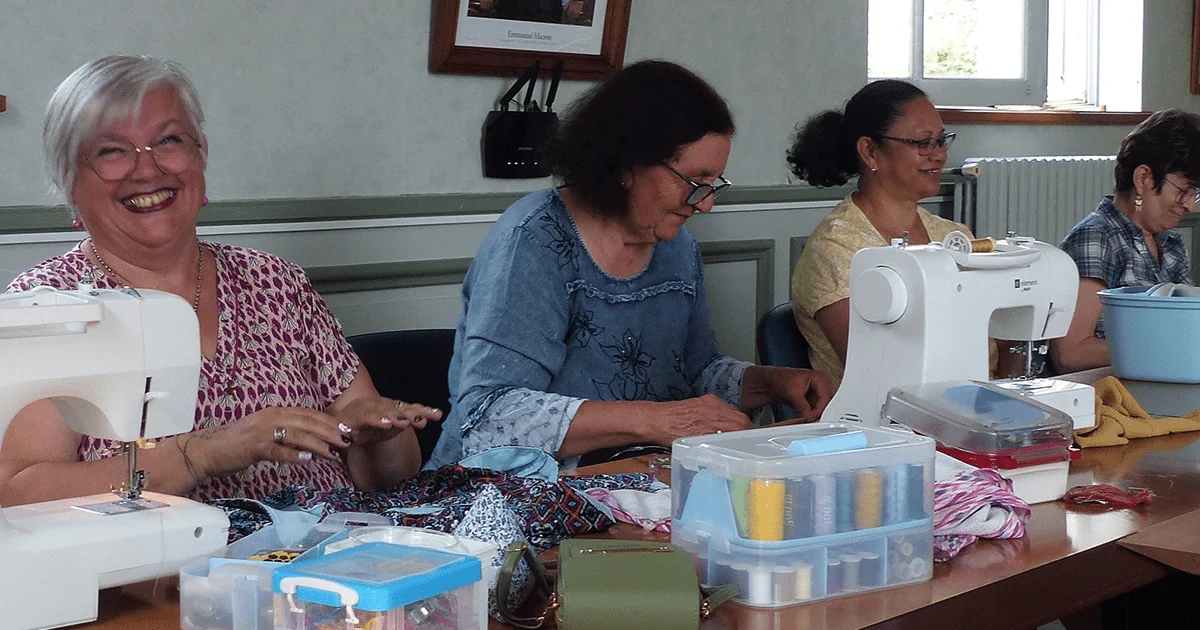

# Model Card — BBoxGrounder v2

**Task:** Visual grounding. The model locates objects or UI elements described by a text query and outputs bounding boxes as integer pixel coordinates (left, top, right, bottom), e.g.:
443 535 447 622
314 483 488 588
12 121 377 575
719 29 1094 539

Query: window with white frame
868 0 1142 111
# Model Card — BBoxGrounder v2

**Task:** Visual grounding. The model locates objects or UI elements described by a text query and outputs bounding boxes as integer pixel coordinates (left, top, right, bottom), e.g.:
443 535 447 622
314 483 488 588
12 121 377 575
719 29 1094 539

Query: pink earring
72 214 84 230
201 195 209 207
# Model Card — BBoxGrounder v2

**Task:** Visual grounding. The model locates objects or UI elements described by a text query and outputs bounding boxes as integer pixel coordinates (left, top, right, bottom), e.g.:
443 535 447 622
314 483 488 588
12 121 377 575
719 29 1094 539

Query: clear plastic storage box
671 423 935 608
180 512 388 630
272 542 486 630
883 380 1074 504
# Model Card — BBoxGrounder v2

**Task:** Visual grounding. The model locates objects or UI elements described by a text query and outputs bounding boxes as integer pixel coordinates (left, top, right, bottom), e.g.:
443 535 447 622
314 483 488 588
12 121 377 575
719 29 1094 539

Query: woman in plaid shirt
1052 110 1200 373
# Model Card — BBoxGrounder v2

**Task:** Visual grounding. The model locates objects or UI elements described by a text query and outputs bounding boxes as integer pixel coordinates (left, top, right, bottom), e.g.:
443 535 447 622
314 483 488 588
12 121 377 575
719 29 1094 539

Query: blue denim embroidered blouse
426 188 749 469
1060 196 1193 337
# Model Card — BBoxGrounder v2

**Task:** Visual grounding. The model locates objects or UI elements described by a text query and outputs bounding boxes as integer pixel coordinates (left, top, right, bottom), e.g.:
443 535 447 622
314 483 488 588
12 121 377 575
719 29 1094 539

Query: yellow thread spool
748 479 786 541
970 237 996 252
855 468 883 529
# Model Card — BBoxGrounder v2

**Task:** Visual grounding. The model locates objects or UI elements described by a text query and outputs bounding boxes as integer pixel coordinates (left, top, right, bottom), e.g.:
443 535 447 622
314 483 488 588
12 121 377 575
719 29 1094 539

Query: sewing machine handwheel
855 267 908 324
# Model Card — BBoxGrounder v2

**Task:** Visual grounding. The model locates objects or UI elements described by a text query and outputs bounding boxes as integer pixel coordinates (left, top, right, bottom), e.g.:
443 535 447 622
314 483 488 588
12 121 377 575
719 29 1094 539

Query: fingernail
298 451 313 461
338 423 352 433
380 417 392 426
341 435 352 444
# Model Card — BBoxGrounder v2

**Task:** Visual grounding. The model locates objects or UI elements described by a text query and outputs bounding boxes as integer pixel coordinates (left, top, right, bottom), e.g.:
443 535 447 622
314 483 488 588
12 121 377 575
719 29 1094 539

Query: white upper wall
1 0 1194 208
0 0 865 206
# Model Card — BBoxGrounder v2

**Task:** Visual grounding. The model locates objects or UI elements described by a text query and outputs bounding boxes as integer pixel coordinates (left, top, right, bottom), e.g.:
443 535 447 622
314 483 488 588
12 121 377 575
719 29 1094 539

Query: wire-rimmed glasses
878 132 957 156
659 161 733 206
1162 177 1200 207
80 133 203 181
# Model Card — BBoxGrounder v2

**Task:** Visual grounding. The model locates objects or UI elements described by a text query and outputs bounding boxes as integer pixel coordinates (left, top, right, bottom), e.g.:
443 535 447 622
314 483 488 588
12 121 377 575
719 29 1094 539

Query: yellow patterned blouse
791 194 974 387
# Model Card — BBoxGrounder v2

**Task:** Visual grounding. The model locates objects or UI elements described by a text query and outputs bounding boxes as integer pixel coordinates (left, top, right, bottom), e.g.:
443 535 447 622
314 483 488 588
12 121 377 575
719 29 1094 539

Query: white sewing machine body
821 236 1094 429
0 287 229 629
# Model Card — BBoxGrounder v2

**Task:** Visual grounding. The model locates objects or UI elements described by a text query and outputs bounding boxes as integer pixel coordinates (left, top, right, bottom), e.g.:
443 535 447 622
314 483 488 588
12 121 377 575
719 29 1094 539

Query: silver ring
273 426 287 444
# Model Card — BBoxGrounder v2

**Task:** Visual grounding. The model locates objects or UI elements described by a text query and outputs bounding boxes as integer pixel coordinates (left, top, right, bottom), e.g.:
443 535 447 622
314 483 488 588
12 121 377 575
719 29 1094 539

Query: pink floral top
6 241 358 501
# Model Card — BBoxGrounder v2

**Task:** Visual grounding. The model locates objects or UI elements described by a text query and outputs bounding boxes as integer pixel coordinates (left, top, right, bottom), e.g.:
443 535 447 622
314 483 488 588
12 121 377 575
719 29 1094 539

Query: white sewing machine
821 233 1096 430
0 286 229 629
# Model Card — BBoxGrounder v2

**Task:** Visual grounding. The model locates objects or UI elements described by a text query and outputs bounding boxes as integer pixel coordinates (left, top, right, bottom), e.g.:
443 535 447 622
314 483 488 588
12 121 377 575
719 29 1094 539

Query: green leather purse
496 539 739 630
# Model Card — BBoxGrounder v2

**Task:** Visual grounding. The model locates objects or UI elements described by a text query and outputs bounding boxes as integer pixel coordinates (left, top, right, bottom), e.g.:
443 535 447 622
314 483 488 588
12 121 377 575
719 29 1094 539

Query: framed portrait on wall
430 0 632 80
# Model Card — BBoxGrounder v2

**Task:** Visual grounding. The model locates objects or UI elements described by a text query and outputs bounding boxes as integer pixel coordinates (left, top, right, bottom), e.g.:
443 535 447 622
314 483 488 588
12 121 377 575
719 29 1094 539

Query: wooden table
82 431 1200 629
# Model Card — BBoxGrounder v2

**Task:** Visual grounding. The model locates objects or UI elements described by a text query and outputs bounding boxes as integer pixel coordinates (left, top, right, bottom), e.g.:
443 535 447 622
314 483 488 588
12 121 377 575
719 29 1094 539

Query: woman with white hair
1 55 439 505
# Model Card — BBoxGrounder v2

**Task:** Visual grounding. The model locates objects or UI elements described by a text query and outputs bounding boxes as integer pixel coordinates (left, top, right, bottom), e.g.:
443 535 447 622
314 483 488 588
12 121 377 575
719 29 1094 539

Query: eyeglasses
659 162 733 206
80 133 203 182
1162 178 1200 206
878 132 957 156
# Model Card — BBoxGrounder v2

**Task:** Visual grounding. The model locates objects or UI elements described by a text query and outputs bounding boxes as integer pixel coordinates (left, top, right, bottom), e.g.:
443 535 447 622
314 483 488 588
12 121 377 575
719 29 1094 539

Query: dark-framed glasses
878 131 956 156
659 161 733 206
81 133 203 181
1163 178 1200 206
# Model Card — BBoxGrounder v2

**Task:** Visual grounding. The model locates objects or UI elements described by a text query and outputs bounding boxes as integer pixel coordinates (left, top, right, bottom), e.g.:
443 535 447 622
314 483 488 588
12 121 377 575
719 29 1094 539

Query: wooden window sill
937 106 1151 125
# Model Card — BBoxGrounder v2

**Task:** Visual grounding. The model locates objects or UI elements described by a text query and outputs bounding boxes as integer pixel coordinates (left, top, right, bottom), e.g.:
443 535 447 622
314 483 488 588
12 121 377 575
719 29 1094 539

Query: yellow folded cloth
1074 376 1200 448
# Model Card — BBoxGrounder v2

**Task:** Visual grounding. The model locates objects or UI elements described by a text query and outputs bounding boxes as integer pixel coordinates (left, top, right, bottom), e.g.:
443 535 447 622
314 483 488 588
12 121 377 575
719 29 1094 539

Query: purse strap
700 583 741 619
496 541 556 629
496 541 741 628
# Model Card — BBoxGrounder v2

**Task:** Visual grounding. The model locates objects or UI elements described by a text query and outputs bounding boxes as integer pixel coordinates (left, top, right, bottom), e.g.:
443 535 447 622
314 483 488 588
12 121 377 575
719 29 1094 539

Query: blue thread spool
784 477 814 539
812 474 835 536
858 551 884 587
890 463 909 524
834 471 855 533
826 557 843 595
907 463 926 518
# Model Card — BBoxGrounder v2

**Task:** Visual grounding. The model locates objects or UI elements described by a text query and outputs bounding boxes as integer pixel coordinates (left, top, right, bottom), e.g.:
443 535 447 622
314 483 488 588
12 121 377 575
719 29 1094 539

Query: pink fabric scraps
933 468 1031 562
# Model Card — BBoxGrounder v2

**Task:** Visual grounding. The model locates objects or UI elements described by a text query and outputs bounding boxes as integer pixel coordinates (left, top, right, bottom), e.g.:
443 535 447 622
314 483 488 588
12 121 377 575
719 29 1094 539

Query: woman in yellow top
786 80 970 387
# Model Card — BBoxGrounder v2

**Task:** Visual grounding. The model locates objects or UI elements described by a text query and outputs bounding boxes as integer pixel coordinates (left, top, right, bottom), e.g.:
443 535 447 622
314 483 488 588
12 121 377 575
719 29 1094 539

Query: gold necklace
89 240 204 313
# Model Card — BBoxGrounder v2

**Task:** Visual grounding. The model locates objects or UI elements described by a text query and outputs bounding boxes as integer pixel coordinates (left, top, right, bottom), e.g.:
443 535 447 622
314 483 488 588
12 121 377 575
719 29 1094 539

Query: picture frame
1193 0 1200 94
430 0 632 80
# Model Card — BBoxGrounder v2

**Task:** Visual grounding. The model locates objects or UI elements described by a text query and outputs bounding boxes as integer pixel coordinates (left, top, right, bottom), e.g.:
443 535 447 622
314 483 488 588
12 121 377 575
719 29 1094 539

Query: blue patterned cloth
1060 196 1193 337
427 188 749 469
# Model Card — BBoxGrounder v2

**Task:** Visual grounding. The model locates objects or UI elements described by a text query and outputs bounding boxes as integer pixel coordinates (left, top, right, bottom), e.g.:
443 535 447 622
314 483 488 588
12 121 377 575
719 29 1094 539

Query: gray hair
44 55 206 203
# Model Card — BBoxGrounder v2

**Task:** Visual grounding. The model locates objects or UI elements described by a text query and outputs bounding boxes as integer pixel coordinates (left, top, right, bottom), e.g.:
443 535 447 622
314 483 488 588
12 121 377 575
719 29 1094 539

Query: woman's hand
332 396 443 447
646 394 755 445
742 366 835 422
181 407 349 480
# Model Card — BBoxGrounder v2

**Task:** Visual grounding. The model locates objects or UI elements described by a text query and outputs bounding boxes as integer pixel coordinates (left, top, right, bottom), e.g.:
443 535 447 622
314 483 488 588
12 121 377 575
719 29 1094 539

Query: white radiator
962 156 1117 246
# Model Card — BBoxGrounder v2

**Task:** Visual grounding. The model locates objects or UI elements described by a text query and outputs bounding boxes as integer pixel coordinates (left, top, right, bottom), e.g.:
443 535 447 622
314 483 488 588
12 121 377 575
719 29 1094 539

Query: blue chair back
347 329 456 466
755 302 812 421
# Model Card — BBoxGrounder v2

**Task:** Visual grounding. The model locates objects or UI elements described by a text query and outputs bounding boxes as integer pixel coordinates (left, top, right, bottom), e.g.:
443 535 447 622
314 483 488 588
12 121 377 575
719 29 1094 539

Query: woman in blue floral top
1053 110 1200 373
427 61 833 468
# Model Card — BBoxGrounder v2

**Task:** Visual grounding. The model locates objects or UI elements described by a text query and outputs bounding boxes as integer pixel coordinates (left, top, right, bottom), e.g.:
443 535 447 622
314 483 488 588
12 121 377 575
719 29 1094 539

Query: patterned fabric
427 189 751 468
584 487 672 532
791 195 974 387
932 469 1031 562
5 241 359 501
1060 196 1193 337
211 465 659 550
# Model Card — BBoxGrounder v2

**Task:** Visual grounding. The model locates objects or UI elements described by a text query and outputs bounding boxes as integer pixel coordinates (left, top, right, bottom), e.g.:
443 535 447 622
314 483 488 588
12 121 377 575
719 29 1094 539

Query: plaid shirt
1060 196 1193 337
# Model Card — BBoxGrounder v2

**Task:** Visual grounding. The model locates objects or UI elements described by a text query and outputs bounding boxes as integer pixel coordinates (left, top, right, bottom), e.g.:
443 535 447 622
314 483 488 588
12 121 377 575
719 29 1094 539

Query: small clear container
272 542 485 630
882 380 1073 468
671 422 935 607
179 512 388 630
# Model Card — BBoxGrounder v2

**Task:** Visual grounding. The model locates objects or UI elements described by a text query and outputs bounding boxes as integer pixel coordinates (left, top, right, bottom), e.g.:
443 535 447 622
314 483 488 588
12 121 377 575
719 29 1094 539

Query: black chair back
347 329 456 465
755 302 812 422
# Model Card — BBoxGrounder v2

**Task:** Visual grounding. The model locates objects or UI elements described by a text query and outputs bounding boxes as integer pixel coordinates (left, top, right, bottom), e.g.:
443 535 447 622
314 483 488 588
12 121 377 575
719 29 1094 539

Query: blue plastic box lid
271 542 481 611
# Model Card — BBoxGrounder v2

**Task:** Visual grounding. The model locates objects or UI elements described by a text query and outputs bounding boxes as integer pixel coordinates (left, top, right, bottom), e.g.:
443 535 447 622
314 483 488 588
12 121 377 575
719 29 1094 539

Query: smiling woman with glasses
1054 109 1200 374
783 79 1021 388
3 55 439 508
426 60 833 470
